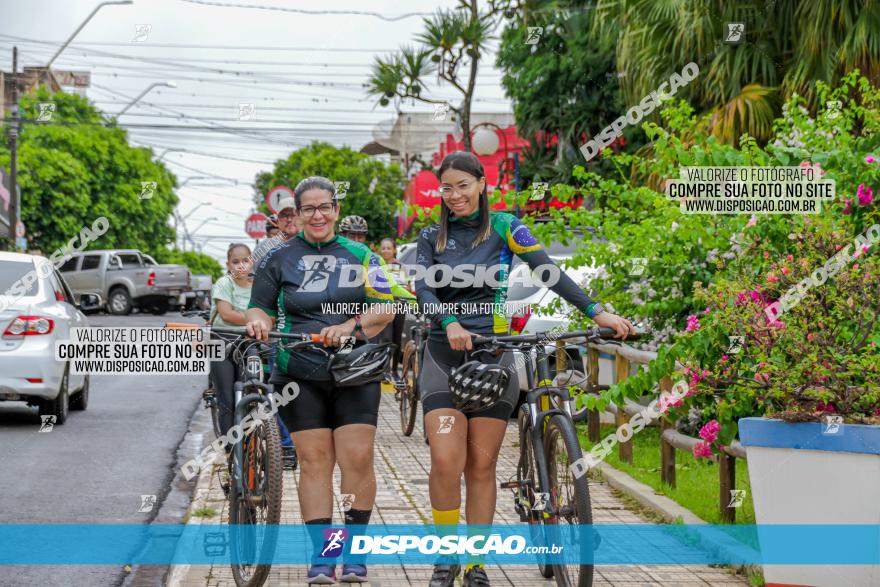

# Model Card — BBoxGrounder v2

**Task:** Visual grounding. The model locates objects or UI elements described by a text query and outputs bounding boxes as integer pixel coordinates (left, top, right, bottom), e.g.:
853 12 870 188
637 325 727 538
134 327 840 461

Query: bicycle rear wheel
229 407 283 587
516 406 554 579
544 414 594 587
399 342 419 436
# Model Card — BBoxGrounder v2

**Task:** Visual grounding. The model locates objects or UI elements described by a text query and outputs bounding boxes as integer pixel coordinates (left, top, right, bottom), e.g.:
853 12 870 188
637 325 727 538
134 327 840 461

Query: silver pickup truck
58 250 191 315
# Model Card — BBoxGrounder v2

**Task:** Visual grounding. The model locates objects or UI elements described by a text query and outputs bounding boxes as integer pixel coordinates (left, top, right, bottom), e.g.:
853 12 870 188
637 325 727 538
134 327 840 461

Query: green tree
253 142 406 244
592 0 880 143
496 1 635 183
154 248 224 280
367 1 501 152
0 87 178 255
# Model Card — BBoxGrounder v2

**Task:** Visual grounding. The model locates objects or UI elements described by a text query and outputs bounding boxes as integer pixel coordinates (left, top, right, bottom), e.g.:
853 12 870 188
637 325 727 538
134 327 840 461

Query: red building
398 124 583 236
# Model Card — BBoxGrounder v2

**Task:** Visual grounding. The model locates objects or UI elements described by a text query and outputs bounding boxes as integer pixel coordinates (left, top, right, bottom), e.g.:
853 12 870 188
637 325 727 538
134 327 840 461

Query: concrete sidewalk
172 391 747 587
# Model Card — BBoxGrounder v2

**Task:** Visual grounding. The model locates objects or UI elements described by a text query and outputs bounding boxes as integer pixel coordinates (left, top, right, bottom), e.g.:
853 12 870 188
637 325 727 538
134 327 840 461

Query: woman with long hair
415 151 633 586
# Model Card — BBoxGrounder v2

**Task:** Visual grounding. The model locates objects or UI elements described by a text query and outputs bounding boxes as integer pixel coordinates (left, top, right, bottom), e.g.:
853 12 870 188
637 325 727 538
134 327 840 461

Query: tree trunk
461 0 480 152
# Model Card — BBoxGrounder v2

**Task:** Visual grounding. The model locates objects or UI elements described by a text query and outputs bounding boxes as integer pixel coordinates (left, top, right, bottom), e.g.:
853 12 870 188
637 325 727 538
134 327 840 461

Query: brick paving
176 390 747 587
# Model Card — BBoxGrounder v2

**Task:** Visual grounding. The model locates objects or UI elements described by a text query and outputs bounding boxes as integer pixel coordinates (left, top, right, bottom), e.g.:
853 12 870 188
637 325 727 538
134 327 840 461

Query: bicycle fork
231 380 275 499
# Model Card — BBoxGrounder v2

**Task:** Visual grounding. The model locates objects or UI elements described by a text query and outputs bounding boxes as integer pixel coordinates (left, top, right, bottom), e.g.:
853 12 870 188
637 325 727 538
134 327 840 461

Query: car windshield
0 260 39 297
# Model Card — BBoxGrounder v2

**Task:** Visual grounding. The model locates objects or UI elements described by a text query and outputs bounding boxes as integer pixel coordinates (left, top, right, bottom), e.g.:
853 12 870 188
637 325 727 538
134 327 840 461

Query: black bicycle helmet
327 342 393 386
448 361 510 413
339 215 368 234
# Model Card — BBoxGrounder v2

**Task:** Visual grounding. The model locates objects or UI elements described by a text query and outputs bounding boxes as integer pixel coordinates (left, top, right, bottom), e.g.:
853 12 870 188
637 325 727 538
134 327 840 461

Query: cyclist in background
253 198 299 265
338 215 368 243
265 214 280 239
209 243 254 440
416 151 633 587
377 238 407 372
246 176 403 584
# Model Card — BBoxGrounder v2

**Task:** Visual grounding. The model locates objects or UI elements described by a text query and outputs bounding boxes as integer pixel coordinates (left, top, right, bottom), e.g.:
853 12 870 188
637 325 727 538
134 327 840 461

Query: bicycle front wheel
399 342 419 436
544 414 594 587
229 407 283 587
516 406 554 579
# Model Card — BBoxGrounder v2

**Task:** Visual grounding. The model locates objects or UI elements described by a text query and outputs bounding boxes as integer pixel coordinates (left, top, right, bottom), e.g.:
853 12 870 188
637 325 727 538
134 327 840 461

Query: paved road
0 314 204 587
179 392 749 587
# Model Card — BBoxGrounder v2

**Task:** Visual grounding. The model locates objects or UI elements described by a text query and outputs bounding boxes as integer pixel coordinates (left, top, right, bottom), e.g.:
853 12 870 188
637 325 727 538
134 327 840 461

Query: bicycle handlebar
471 326 644 347
210 326 322 343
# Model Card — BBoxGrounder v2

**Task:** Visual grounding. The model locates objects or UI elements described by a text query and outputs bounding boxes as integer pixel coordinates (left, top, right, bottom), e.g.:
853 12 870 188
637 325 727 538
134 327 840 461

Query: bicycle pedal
499 481 520 489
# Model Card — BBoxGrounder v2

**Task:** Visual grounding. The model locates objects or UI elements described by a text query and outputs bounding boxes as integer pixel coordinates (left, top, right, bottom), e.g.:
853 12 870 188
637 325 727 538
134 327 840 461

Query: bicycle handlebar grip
310 333 323 343
164 322 202 330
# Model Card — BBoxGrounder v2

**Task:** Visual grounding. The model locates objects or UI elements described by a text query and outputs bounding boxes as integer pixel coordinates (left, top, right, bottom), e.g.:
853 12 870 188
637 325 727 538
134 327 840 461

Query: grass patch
577 423 756 524
191 506 219 518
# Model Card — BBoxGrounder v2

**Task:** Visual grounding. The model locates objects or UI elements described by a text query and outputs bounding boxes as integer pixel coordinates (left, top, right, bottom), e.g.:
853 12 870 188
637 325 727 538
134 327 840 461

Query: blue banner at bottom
0 524 878 565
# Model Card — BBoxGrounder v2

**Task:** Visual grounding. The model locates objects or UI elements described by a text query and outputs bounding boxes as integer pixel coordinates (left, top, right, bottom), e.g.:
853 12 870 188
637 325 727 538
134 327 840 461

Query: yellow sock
431 507 460 529
465 563 483 571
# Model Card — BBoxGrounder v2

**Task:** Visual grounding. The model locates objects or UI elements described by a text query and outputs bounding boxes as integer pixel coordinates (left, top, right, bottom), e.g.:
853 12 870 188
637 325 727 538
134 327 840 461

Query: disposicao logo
320 528 348 558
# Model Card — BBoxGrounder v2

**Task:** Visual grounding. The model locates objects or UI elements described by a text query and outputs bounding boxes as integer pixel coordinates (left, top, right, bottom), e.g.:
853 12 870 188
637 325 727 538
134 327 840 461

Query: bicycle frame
228 340 276 497
519 344 578 519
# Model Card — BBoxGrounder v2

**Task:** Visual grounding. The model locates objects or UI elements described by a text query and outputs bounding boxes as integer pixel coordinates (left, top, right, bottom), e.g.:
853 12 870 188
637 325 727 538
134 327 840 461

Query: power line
90 83 300 146
0 33 399 53
176 0 433 21
130 139 279 164
97 100 392 115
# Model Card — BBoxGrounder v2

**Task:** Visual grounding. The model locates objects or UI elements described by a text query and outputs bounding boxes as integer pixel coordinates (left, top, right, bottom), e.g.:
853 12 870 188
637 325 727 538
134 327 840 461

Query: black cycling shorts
419 338 519 421
270 374 381 432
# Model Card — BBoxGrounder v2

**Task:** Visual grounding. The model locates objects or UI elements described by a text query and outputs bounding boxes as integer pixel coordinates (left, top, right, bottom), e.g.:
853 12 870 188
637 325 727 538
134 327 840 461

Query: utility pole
8 46 19 250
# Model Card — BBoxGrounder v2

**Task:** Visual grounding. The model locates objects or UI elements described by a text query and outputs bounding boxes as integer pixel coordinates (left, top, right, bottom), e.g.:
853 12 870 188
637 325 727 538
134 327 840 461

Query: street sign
51 70 91 88
266 185 294 214
15 220 25 238
245 212 269 239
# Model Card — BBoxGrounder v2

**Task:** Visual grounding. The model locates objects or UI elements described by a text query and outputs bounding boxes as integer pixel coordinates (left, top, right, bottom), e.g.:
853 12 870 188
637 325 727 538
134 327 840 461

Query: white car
504 258 600 391
0 252 101 424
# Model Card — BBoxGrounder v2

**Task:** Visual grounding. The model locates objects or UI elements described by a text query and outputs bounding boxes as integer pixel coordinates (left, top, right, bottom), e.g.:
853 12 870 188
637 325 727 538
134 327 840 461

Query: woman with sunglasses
246 176 406 584
416 152 633 587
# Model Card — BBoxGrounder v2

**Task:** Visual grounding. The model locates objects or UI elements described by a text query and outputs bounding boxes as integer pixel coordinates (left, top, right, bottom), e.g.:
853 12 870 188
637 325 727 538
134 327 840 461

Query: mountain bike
486 326 639 587
397 312 429 436
177 309 225 438
208 326 324 587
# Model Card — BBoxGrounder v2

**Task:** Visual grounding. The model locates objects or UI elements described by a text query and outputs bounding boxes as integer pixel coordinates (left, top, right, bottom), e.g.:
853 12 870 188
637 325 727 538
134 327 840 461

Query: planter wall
739 417 880 587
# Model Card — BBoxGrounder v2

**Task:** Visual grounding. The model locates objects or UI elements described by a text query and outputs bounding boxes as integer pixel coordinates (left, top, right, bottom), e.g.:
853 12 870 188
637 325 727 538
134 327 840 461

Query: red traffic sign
266 185 294 213
245 212 269 239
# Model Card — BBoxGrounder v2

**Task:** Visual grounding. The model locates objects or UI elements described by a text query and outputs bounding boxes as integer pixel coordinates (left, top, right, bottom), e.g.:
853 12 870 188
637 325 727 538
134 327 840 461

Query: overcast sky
0 0 512 262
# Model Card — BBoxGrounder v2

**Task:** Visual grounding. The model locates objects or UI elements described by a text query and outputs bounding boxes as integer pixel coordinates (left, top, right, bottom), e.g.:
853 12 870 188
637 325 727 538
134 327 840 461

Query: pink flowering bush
571 72 880 426
666 213 880 457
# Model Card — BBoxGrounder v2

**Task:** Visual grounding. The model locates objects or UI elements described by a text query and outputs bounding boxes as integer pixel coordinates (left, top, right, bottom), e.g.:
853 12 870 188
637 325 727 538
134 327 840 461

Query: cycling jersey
415 211 601 340
249 231 403 380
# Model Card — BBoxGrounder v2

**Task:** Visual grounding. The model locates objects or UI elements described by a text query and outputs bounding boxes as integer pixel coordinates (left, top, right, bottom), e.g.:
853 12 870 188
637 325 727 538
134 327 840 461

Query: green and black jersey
249 231 404 380
415 211 602 341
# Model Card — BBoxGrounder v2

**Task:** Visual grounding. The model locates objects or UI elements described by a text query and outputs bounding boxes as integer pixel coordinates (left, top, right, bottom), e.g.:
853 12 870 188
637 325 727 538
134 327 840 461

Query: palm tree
367 2 496 151
593 0 880 143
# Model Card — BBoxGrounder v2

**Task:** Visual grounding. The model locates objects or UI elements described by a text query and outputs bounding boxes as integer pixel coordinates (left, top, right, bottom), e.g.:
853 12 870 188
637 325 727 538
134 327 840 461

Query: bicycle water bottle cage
448 361 509 413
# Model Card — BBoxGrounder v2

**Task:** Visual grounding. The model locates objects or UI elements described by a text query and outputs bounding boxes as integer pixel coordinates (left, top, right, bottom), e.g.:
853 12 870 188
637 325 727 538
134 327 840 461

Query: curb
164 403 218 587
165 456 216 587
596 462 706 524
594 462 762 577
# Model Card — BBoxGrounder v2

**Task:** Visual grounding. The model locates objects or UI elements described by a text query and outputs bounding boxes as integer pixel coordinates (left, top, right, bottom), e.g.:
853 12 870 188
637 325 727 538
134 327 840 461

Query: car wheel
108 288 132 315
39 368 70 424
70 375 89 411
